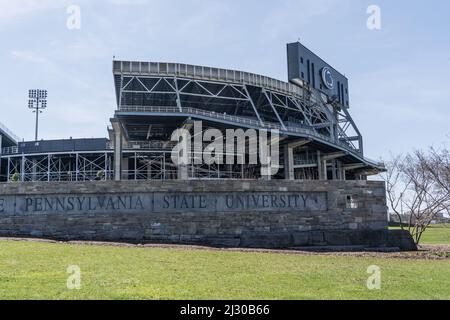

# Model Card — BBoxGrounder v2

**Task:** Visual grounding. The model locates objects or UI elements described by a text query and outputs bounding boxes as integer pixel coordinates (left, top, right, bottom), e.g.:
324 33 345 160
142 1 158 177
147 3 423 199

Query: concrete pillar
282 140 311 181
319 152 346 181
112 121 123 181
20 155 25 182
260 143 270 181
7 157 10 182
261 164 272 180
317 151 322 180
338 161 345 181
284 144 294 180
317 151 327 181
331 160 337 180
175 121 193 181
322 160 328 180
335 160 342 180
178 164 189 180
121 156 129 180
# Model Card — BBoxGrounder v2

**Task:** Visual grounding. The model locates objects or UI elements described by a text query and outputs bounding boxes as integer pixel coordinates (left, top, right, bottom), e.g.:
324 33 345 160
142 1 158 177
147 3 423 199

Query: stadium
0 42 416 251
0 42 384 183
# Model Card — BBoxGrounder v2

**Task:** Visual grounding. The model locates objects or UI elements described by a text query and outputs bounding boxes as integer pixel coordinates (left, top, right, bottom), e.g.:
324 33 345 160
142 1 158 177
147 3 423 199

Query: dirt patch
1 237 449 260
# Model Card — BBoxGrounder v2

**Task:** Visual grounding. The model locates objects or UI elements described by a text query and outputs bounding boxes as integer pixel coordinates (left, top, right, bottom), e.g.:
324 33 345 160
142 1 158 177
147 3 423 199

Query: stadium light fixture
28 89 48 141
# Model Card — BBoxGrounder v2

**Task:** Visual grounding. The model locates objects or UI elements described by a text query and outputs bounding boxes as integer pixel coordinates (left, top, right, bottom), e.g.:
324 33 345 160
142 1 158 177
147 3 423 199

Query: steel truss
116 70 363 155
1 145 349 182
123 151 248 181
2 149 251 182
5 152 113 182
125 151 175 180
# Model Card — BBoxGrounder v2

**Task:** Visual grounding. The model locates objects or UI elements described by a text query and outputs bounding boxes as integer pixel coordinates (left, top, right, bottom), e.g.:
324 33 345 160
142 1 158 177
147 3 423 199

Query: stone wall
0 180 416 250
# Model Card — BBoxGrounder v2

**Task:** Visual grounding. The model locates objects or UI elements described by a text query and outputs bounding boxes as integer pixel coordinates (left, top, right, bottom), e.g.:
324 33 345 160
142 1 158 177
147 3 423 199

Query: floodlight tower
28 89 47 141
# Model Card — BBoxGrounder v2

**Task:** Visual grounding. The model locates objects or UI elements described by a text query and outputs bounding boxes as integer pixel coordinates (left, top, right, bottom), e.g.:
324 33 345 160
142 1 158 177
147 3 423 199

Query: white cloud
10 50 62 75
262 0 341 39
62 38 111 59
0 0 69 23
9 48 111 95
353 55 450 117
105 0 146 5
10 50 50 65
351 52 450 158
175 1 231 43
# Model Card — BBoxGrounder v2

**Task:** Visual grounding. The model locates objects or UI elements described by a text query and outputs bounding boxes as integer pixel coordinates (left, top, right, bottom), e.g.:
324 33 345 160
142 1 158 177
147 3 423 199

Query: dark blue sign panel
287 42 350 108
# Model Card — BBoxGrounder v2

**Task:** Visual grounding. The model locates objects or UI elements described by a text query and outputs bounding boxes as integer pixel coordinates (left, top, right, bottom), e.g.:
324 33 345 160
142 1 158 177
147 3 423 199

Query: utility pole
28 90 47 141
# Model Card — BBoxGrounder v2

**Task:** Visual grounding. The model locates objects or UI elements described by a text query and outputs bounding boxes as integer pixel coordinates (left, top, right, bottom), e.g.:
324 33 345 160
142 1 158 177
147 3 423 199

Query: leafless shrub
382 148 450 244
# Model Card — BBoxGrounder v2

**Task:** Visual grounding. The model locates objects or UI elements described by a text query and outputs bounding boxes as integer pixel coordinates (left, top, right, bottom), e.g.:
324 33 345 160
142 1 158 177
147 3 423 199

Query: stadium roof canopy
0 122 19 148
112 60 384 172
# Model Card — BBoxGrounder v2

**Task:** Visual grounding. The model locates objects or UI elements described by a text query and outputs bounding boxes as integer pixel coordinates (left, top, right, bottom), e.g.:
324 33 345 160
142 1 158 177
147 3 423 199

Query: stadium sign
321 67 335 90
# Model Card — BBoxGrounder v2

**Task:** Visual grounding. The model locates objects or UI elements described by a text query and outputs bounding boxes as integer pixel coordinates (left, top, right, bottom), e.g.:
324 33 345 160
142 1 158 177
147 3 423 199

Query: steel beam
321 151 347 161
287 139 311 149
343 163 366 171
243 85 264 126
263 90 287 131
284 144 294 180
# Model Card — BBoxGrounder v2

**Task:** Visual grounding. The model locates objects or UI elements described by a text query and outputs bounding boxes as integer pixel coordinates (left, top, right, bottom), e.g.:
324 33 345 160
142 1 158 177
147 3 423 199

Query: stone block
0 180 416 251
240 232 293 248
292 232 310 246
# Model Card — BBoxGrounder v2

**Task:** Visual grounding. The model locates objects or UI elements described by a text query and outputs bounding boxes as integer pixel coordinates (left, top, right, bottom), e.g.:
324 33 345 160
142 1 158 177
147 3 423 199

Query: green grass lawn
419 225 450 244
391 224 450 245
0 240 449 300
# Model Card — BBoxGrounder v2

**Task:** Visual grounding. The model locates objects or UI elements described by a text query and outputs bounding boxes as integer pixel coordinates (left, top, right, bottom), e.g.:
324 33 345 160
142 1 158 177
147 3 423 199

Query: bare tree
418 148 450 194
400 152 449 243
382 149 450 244
382 154 410 229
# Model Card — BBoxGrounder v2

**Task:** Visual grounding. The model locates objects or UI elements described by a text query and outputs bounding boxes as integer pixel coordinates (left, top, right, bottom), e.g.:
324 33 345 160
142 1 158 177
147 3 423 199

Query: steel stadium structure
0 42 384 183
0 122 20 182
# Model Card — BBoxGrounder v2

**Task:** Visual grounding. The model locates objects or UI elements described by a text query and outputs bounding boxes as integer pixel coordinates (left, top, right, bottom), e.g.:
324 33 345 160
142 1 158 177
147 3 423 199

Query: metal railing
1 146 19 155
106 140 176 150
113 61 313 102
118 105 384 168
120 106 340 146
293 159 318 166
6 170 114 183
121 105 282 129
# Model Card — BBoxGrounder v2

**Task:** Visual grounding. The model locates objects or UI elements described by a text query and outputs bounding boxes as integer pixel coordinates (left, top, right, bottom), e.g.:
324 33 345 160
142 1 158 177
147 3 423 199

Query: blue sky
0 0 449 161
